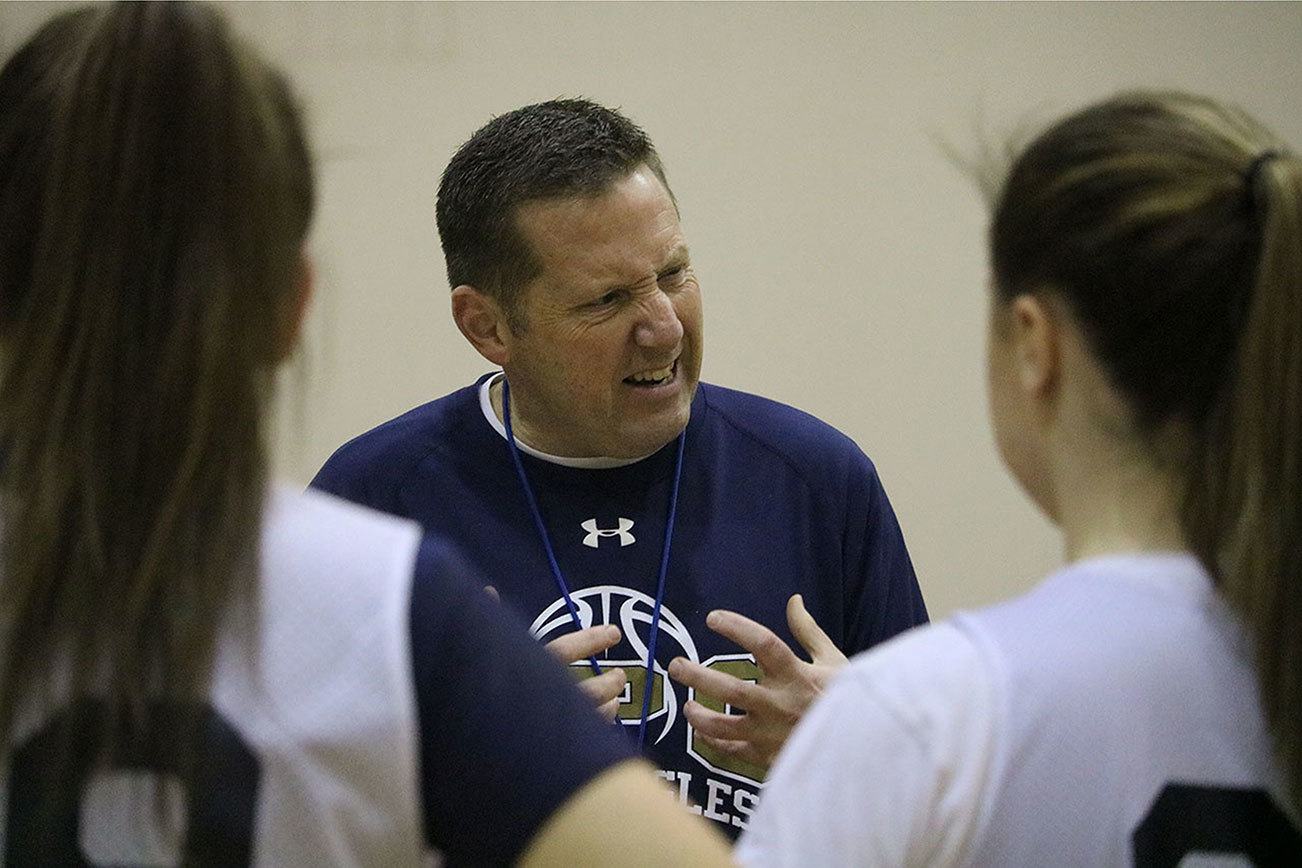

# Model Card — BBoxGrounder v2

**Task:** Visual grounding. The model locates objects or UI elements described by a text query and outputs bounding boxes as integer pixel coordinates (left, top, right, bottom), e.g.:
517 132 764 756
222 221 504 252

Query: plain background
3 1 1300 619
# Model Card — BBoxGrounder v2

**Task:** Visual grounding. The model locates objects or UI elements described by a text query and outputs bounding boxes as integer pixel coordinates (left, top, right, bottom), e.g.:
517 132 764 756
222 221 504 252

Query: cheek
564 333 625 389
989 385 1019 472
986 337 1023 469
987 359 1056 517
984 328 1006 420
675 289 704 337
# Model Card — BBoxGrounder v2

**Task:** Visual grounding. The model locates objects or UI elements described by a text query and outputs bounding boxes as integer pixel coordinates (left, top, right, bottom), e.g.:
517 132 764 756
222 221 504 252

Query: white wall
3 1 1300 618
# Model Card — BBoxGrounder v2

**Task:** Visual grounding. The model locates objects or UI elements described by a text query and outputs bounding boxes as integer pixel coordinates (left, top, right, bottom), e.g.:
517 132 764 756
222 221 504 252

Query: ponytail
1186 152 1302 812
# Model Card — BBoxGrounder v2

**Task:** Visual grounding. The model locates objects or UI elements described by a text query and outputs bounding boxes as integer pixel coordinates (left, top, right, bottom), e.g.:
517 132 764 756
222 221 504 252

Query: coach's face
501 165 703 459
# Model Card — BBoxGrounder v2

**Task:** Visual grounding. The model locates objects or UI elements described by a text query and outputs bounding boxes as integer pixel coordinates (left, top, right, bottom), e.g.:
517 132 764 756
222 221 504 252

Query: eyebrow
586 244 693 301
661 243 691 270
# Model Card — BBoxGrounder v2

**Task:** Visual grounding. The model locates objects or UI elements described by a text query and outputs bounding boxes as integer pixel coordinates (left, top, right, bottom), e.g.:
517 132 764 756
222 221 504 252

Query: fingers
596 697 621 723
547 624 622 664
667 658 764 711
786 594 847 665
696 732 771 769
702 609 799 676
483 585 500 604
683 700 780 767
579 668 628 721
682 699 752 741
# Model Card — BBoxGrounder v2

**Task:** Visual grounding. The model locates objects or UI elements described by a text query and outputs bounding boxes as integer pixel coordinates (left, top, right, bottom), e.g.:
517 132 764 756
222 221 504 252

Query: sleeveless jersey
738 553 1302 866
2 486 426 865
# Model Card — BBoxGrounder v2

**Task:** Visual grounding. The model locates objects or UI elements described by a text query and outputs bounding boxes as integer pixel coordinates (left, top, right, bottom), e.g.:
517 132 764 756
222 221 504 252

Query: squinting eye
595 292 620 306
660 268 686 284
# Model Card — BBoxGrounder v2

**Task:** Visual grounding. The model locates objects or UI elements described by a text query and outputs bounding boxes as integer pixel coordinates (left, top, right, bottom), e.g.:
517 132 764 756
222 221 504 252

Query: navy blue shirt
317 375 927 837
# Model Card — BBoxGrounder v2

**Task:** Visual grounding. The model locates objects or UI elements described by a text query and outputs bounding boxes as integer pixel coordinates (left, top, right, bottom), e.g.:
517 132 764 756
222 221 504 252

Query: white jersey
737 553 1302 866
2 485 428 866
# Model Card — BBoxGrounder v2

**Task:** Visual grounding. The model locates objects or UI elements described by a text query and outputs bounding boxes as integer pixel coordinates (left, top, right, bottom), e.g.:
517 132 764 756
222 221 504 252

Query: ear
1008 293 1060 399
275 248 314 362
451 285 511 366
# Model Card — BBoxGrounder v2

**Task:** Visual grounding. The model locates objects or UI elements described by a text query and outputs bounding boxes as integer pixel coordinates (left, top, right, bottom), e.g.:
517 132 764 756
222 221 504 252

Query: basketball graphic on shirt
530 585 700 745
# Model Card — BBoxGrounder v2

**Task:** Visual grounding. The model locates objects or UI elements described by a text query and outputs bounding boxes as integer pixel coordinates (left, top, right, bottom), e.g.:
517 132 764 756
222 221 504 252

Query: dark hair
435 98 672 325
0 0 313 769
991 91 1301 811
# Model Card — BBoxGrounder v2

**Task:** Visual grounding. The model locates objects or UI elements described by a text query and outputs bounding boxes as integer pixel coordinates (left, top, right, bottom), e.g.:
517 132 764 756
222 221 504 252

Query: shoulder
311 382 482 498
405 533 636 864
738 623 998 867
837 623 994 732
262 484 423 575
955 554 1226 694
697 382 878 483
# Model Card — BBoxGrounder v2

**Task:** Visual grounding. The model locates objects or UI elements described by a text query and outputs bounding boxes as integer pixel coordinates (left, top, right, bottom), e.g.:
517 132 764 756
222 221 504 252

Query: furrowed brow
661 243 691 272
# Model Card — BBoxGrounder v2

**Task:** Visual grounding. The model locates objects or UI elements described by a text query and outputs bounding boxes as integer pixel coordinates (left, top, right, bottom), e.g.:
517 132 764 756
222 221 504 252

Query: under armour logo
581 518 635 548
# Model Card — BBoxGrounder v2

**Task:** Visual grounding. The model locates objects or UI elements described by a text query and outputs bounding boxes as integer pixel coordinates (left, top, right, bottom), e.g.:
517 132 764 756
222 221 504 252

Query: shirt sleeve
407 537 635 866
842 453 928 651
736 624 997 868
308 449 380 509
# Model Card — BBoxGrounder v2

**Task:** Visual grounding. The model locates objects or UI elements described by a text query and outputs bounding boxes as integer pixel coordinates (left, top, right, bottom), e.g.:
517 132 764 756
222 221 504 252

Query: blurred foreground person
0 4 730 865
738 92 1302 865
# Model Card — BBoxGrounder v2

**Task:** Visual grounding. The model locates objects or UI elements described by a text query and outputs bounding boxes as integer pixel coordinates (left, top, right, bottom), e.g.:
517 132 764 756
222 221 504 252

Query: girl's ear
1008 293 1060 401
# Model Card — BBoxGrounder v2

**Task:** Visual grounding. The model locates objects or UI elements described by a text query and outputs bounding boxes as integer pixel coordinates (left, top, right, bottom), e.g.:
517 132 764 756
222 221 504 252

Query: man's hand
667 594 848 769
547 624 628 723
484 587 628 723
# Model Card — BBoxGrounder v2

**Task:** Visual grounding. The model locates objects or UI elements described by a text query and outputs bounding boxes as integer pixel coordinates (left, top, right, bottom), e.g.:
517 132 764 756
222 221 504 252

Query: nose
634 291 683 348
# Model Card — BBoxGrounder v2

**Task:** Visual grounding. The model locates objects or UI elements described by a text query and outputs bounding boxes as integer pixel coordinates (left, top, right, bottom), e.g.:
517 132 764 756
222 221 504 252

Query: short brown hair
435 98 673 326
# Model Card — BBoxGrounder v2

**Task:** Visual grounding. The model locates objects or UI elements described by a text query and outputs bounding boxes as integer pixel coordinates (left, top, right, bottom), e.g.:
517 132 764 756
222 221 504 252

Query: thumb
484 585 501 604
787 594 846 665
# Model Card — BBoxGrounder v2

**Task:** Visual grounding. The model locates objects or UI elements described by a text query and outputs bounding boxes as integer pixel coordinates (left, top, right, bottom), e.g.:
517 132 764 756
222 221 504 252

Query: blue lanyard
502 377 686 749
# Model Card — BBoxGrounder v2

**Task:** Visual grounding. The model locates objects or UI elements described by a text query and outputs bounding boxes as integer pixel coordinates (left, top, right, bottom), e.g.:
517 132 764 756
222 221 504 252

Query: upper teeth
630 366 673 383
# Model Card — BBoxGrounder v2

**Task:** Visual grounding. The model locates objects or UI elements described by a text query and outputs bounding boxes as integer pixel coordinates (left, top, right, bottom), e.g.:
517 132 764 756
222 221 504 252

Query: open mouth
624 358 678 388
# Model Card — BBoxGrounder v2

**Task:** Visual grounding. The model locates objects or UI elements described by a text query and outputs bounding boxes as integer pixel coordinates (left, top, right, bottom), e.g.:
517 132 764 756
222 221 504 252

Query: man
312 99 927 838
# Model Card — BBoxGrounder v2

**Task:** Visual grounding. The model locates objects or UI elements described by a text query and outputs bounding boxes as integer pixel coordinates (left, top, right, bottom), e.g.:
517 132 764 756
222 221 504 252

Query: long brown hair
990 92 1301 811
0 1 312 758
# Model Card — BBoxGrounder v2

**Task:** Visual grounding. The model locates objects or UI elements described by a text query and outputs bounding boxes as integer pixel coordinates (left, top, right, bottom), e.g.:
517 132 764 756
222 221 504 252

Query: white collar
478 373 652 469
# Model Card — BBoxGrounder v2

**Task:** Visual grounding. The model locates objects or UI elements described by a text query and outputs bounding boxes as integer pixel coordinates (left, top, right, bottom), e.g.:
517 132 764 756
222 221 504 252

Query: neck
491 375 637 462
491 376 554 455
1053 433 1188 563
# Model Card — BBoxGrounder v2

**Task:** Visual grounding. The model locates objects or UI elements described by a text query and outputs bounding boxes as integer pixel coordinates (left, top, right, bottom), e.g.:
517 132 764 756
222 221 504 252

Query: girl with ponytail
0 4 728 864
740 92 1302 865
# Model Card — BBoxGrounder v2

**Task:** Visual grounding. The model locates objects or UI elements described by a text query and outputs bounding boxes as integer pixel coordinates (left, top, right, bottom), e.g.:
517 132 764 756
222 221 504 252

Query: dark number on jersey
1133 782 1302 866
5 699 258 866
